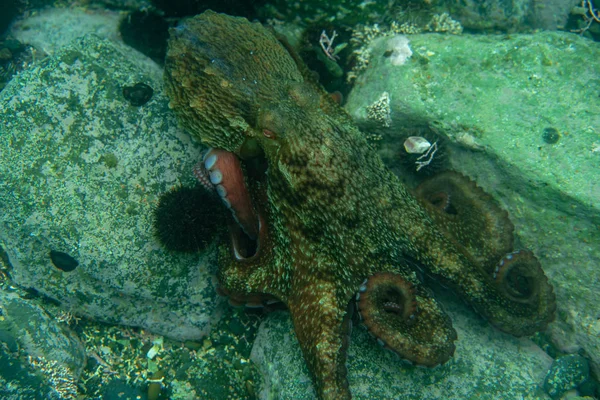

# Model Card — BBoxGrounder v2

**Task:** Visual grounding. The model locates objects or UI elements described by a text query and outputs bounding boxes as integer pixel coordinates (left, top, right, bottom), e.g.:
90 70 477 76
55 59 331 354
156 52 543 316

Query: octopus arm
288 282 353 400
415 172 556 335
357 271 457 366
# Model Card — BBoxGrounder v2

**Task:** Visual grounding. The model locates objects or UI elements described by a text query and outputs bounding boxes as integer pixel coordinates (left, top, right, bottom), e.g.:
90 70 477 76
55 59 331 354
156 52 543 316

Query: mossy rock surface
0 291 86 398
0 35 225 340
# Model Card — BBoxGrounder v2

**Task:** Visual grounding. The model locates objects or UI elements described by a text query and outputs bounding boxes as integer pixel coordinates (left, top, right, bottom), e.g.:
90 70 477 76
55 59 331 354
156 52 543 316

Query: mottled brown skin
164 11 555 399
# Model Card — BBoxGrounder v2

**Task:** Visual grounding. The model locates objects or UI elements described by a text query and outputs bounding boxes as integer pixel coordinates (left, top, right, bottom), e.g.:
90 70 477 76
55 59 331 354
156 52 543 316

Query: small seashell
404 136 431 154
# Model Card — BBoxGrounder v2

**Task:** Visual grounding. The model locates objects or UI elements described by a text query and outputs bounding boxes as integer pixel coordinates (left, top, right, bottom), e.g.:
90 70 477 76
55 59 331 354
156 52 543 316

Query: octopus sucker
164 11 555 399
493 250 556 323
201 148 260 240
357 272 457 367
415 171 514 270
357 272 417 321
490 249 557 334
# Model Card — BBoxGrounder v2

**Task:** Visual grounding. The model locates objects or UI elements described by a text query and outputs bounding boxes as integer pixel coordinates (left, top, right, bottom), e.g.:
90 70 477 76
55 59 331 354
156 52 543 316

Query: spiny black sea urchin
153 185 226 252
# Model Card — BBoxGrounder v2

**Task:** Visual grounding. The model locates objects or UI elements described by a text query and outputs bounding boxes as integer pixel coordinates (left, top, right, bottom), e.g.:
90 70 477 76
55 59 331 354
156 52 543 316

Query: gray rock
10 7 122 56
0 344 51 400
257 0 577 32
251 295 553 399
345 31 600 379
528 0 582 31
544 354 590 399
0 290 86 399
0 35 226 340
441 0 580 31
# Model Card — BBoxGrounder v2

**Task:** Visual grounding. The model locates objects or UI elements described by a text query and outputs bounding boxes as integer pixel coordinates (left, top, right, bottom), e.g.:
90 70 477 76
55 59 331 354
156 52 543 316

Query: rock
344 31 600 379
0 343 51 399
251 295 553 399
442 0 579 31
257 0 577 32
256 0 392 28
544 355 590 399
10 7 122 56
0 34 226 340
528 0 582 31
0 290 86 398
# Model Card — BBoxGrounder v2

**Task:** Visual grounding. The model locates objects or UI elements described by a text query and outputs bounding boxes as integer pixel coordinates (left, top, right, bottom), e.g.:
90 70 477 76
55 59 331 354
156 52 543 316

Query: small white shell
403 136 432 154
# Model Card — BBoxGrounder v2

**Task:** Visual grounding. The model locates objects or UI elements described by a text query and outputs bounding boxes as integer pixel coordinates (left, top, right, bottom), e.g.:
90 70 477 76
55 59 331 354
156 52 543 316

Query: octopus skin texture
164 11 556 400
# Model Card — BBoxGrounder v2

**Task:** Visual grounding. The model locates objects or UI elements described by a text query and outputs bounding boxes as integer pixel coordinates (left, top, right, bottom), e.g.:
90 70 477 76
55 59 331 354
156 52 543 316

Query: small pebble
543 354 590 399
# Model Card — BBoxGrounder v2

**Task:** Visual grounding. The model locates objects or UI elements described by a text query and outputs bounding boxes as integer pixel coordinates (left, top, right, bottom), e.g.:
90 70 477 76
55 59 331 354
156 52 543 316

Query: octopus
164 11 556 400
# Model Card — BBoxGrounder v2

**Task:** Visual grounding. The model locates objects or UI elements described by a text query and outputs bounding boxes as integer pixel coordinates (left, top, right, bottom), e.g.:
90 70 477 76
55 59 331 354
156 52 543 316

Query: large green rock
0 35 225 340
345 31 600 378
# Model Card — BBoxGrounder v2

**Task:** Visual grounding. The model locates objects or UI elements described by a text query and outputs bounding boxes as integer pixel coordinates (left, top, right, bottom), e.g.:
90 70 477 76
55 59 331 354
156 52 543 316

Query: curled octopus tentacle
476 249 557 335
356 272 457 367
193 148 260 240
494 250 544 302
415 170 514 269
415 171 556 336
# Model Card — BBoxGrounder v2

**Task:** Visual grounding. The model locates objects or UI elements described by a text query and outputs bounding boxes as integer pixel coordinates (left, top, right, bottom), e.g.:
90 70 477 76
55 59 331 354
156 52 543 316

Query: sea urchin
153 185 226 252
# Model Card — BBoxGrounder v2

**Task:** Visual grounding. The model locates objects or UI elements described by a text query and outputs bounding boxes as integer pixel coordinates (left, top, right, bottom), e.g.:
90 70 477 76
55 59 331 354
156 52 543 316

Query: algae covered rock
346 31 600 211
345 31 600 379
441 0 577 31
544 354 590 399
0 291 86 398
346 31 600 209
0 34 226 340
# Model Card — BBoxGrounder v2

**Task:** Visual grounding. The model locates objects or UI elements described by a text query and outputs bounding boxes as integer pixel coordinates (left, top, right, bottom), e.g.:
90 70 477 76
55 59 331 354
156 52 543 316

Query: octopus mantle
164 11 556 400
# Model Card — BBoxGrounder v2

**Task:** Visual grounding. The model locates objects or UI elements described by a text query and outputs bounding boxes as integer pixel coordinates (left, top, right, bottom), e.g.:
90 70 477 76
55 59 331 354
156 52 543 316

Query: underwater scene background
0 0 599 399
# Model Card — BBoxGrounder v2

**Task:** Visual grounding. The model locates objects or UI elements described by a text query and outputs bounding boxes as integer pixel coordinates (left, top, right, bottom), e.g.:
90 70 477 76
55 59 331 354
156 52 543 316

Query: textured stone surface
10 7 122 55
251 294 553 400
0 290 86 398
0 35 226 340
257 0 577 32
441 0 579 31
346 31 600 210
345 31 600 378
544 354 590 399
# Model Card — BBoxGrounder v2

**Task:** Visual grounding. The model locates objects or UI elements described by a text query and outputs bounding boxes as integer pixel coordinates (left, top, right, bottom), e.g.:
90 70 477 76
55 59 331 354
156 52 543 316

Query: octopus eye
262 129 276 139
